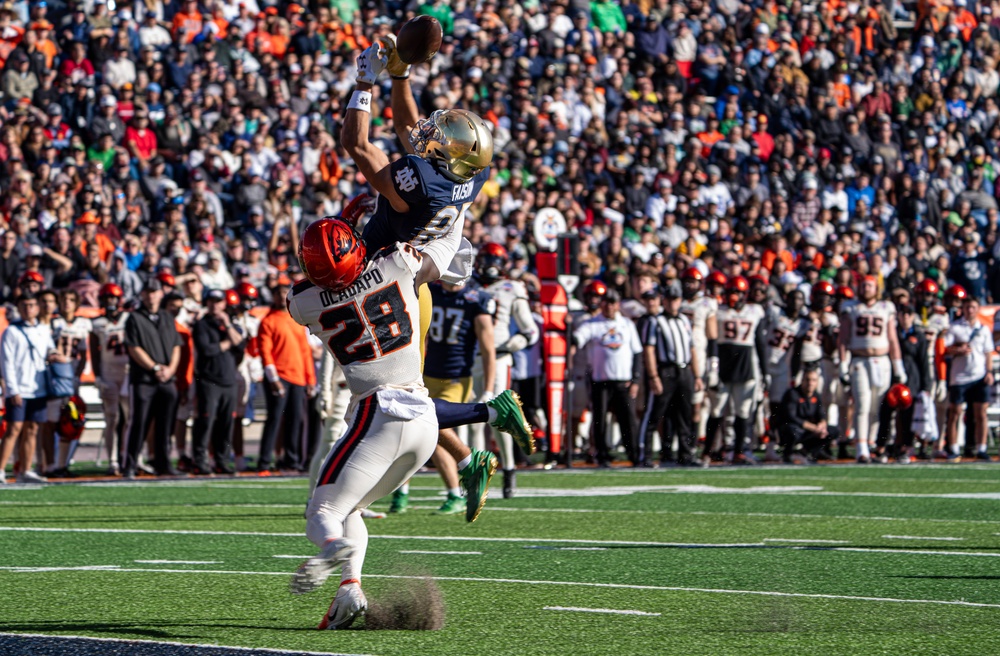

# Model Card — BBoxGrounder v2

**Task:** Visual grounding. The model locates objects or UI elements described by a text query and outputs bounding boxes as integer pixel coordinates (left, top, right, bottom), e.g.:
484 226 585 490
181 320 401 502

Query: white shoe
16 470 47 484
290 538 356 595
361 508 387 519
318 581 368 630
0 470 6 484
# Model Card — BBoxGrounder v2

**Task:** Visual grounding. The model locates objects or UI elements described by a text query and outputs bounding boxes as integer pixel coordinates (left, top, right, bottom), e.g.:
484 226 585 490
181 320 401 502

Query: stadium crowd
3 0 1000 485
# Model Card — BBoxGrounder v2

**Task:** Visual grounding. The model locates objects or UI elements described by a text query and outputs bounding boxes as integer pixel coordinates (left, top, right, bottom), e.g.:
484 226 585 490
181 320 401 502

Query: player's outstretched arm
383 36 419 155
340 43 410 213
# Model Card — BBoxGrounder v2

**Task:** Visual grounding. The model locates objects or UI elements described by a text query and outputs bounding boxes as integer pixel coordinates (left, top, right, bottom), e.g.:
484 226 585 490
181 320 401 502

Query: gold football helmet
409 109 494 182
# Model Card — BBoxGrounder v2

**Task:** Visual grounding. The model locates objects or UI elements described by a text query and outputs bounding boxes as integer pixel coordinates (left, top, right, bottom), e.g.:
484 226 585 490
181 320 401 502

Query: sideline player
913 279 950 456
838 275 906 463
679 267 718 447
391 277 497 514
798 280 839 456
90 283 130 475
288 218 526 628
230 282 262 472
707 276 766 464
470 244 539 496
765 289 807 453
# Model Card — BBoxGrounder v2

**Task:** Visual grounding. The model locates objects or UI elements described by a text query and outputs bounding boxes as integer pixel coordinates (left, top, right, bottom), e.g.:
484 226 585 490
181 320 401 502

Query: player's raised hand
356 42 388 86
382 35 411 80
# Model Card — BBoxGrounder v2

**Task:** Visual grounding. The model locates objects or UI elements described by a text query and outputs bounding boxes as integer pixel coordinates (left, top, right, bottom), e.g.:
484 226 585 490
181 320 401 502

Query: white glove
839 360 851 385
356 42 388 85
706 356 719 389
478 391 495 404
764 374 772 389
382 34 411 79
934 379 948 403
498 334 528 355
892 359 907 385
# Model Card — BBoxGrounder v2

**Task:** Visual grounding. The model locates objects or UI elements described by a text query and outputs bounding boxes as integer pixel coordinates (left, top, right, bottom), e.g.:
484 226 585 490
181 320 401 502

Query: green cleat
459 449 498 523
433 492 464 515
388 489 409 514
488 390 534 455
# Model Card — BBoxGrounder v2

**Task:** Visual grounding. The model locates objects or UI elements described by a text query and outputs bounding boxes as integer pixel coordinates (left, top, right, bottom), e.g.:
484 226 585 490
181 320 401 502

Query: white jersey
91 312 130 377
485 278 532 348
717 303 766 347
52 315 93 362
923 308 950 375
800 310 838 364
681 294 717 353
944 318 995 385
766 309 807 369
234 311 263 383
842 300 895 352
288 243 424 399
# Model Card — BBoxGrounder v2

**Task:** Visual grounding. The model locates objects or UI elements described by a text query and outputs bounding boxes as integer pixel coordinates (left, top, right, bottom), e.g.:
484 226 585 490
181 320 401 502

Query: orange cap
76 211 99 225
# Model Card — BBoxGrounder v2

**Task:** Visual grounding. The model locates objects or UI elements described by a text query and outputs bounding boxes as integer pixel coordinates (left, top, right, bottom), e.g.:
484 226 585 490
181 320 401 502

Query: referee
638 280 701 467
123 279 182 479
191 289 245 475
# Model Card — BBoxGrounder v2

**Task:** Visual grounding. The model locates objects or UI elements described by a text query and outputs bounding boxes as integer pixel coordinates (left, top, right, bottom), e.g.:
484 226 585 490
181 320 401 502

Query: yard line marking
134 560 222 564
398 550 483 555
526 546 608 551
273 555 313 559
0 565 121 572
2 527 998 558
543 606 661 616
0 631 369 656
9 566 1000 609
882 535 965 541
763 538 850 544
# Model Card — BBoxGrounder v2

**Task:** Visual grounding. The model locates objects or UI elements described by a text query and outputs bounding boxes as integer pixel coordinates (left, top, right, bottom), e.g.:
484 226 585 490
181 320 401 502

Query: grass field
3 465 1000 655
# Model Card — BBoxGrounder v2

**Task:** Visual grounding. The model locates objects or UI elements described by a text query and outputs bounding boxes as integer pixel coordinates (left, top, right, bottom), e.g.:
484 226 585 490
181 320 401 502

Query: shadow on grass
0 619 318 637
891 575 1000 580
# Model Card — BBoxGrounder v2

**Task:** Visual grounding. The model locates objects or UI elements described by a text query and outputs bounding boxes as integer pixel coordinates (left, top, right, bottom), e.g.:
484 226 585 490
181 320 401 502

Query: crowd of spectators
2 0 1000 479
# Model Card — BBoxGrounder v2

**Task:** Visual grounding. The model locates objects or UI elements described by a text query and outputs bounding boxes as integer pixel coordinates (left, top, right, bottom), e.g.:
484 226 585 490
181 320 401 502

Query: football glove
839 361 851 385
382 34 411 80
934 379 948 403
892 359 907 385
356 42 388 86
340 192 377 228
497 334 528 355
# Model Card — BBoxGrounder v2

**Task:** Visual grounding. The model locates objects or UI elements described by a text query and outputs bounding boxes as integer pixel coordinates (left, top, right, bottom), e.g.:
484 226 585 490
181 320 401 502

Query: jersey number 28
318 283 414 366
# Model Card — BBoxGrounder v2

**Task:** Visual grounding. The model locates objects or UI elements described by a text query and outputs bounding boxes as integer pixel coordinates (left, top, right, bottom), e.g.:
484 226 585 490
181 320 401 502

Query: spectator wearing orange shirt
172 0 204 44
76 211 116 263
30 21 57 70
954 0 978 41
256 275 315 472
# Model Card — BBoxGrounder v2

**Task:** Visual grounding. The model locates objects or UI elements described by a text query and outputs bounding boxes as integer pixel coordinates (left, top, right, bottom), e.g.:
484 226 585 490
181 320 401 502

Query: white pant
471 354 515 469
309 365 352 490
306 395 437 581
850 355 890 452
98 372 130 464
712 379 757 419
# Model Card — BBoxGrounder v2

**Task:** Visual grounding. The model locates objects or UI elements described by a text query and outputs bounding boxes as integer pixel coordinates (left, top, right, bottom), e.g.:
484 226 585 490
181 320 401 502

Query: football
395 15 443 64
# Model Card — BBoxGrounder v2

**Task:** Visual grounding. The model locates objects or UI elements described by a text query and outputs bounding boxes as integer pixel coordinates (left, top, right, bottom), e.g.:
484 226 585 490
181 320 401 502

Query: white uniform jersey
91 312 130 377
485 278 530 347
234 312 262 382
288 243 424 399
717 303 766 347
766 309 807 368
53 315 93 362
681 294 717 353
842 300 895 352
923 309 950 373
800 310 837 364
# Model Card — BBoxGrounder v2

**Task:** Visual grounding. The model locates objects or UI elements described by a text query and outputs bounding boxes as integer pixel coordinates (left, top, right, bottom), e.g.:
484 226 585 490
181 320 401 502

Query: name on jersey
320 269 385 306
452 180 475 202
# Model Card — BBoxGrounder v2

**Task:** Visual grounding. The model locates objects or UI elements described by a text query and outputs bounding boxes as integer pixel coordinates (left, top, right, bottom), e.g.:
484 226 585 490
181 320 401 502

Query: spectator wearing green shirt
590 0 626 34
418 0 455 36
332 0 360 23
87 133 117 172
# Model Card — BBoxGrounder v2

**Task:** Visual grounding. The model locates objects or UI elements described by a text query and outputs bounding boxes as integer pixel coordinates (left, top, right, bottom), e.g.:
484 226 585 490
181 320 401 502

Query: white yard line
0 632 368 655
882 535 966 541
398 550 483 555
4 566 999 609
543 606 661 616
525 546 608 551
134 560 222 564
763 538 850 544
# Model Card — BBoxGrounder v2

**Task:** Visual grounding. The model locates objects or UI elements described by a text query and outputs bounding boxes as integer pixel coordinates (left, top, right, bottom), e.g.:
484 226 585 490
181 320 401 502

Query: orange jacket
258 307 315 387
175 320 195 391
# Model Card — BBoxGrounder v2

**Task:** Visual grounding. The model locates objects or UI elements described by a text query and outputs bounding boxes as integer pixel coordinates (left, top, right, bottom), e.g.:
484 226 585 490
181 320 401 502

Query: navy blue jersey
362 154 490 252
424 281 495 379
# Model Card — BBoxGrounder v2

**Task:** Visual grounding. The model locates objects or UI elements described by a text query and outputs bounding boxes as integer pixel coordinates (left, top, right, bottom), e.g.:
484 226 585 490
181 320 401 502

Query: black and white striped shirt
640 311 693 368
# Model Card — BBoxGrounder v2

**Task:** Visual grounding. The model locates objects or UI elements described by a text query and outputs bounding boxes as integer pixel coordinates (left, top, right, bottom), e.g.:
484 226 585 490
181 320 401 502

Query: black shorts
950 378 988 405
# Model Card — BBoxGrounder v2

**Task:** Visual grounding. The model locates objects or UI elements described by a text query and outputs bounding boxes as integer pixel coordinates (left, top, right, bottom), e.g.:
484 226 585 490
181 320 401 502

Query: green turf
3 466 1000 655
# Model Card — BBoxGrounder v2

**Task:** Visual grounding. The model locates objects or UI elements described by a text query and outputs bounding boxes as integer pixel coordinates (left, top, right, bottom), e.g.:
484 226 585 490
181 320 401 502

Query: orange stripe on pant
318 396 376 487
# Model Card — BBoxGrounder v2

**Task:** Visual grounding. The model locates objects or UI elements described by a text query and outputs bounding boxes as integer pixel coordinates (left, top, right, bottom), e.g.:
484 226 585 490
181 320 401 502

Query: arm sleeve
417 220 463 282
1 330 21 397
193 320 221 359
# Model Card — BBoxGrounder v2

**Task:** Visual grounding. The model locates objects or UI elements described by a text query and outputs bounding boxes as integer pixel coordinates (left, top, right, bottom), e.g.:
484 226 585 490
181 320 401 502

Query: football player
390 277 497 515
838 275 906 463
680 266 718 446
288 219 527 629
914 279 950 456
470 243 540 497
766 289 807 454
230 282 262 472
800 281 841 447
707 276 767 464
89 283 130 475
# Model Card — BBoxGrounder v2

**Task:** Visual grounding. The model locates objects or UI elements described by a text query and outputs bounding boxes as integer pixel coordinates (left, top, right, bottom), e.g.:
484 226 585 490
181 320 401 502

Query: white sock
448 487 461 497
399 483 410 495
487 407 498 422
457 455 472 471
856 441 870 458
978 446 988 454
